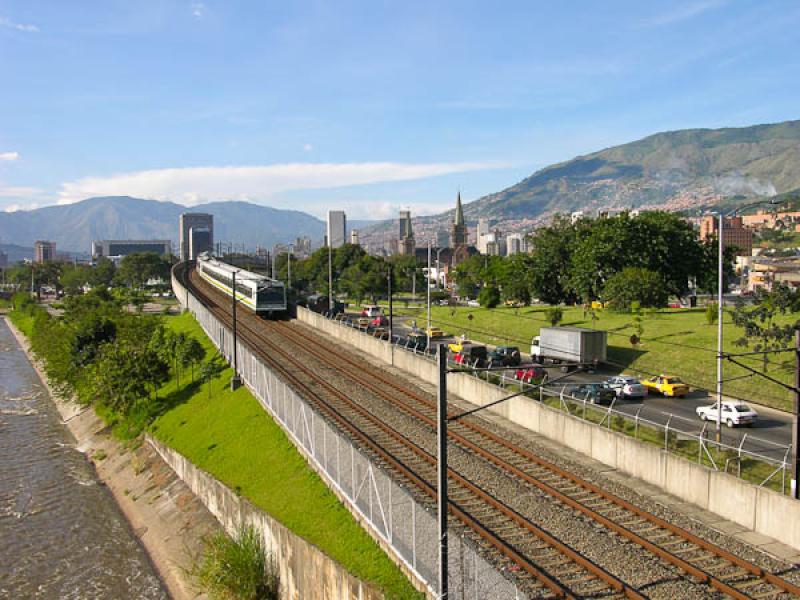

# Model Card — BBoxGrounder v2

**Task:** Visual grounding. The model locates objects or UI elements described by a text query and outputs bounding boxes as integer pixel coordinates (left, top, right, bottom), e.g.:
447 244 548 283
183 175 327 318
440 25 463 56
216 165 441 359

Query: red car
370 315 389 327
514 365 546 384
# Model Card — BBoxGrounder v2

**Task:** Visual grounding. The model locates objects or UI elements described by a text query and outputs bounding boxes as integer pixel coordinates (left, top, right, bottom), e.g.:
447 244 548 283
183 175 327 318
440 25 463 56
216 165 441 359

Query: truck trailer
530 326 607 369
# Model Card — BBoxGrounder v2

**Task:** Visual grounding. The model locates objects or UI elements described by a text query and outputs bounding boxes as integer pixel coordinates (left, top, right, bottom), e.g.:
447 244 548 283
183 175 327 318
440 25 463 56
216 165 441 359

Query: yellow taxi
426 327 446 338
642 375 690 397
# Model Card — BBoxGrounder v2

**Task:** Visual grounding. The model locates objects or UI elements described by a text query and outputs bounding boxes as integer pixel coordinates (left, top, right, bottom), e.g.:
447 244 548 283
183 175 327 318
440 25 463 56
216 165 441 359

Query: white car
696 401 758 428
466 299 480 307
606 375 647 399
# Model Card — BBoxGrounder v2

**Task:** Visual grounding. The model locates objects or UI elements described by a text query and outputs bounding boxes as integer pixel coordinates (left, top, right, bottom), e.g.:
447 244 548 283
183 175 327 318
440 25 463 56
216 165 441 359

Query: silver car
606 375 647 399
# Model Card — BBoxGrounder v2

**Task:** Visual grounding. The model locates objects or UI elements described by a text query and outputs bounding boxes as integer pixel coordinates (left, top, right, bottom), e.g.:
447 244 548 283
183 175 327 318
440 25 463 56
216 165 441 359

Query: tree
90 257 116 288
527 215 588 305
544 306 563 327
182 337 206 383
732 284 800 372
477 285 501 308
60 265 92 296
603 267 668 311
117 252 171 289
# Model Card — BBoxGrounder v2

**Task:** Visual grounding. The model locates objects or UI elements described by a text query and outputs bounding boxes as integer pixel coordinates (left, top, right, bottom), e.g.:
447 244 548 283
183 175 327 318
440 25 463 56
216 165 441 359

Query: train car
196 253 287 316
304 293 344 316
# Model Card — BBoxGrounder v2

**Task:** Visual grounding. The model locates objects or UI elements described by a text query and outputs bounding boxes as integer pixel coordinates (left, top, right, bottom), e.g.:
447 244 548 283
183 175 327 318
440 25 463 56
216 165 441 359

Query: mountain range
358 119 800 244
0 197 371 254
2 119 799 255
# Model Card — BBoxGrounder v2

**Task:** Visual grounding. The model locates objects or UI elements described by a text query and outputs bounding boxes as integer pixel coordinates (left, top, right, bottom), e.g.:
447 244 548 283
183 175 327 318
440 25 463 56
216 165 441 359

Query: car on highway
642 375 690 397
466 299 481 307
370 315 389 327
406 332 427 351
357 316 371 327
360 304 382 317
453 344 489 368
448 339 469 353
606 375 647 399
696 401 758 428
488 345 522 367
514 365 546 384
569 382 616 405
426 327 446 338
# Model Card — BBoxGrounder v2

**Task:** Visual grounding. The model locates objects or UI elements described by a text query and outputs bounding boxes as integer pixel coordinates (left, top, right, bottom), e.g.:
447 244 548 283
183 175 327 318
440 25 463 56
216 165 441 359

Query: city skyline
1 2 799 218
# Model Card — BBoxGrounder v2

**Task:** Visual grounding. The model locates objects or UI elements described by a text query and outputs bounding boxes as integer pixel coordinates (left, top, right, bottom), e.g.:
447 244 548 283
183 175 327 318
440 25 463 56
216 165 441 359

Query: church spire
454 190 464 226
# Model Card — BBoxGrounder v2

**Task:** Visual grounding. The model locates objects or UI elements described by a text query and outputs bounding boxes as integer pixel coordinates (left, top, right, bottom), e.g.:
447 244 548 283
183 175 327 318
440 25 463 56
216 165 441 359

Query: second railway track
181 265 800 599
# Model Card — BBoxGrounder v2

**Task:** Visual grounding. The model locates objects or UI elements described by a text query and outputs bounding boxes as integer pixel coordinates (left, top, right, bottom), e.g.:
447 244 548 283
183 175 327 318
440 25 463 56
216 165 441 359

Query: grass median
149 312 422 600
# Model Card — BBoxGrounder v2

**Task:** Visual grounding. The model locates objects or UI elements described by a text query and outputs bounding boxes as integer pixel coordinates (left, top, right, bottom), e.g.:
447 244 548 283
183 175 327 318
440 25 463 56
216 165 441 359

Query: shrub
477 285 501 308
193 525 279 600
544 306 563 327
705 302 718 325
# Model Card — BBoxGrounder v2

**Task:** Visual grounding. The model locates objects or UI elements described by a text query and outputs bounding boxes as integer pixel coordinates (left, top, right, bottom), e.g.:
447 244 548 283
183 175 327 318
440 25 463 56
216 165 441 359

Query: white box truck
530 327 607 369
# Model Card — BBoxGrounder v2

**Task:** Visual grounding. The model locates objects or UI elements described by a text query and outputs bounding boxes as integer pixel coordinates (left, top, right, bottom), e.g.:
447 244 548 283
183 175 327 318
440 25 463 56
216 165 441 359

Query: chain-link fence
322 309 793 495
173 273 527 600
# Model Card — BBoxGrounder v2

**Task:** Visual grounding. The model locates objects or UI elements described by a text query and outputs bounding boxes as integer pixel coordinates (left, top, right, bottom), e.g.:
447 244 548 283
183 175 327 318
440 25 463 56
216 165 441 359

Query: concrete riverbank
4 316 221 600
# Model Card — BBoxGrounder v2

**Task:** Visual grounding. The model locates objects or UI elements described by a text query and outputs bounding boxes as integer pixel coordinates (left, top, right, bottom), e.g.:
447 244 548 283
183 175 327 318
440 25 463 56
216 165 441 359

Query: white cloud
303 143 313 152
4 202 40 213
57 161 504 209
0 16 39 32
0 152 20 161
640 1 725 27
191 3 205 18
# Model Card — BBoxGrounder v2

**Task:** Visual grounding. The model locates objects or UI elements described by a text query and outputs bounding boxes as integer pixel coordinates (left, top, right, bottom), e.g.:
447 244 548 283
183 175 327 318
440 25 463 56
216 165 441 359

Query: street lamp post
715 199 781 442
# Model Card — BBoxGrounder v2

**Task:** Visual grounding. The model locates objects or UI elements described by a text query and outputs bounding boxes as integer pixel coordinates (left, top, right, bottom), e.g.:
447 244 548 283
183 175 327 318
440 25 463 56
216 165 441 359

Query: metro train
196 253 287 316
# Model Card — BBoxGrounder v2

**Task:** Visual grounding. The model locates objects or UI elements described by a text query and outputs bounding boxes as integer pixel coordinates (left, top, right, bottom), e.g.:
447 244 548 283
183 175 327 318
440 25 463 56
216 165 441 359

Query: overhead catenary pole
716 212 724 443
231 270 241 391
287 245 292 289
388 267 394 365
793 330 800 499
427 243 432 351
437 350 448 599
328 242 334 312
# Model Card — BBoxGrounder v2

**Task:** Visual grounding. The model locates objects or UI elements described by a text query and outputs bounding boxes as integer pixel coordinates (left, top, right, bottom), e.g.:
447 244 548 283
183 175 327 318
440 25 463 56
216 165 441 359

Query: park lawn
395 304 795 411
149 312 421 600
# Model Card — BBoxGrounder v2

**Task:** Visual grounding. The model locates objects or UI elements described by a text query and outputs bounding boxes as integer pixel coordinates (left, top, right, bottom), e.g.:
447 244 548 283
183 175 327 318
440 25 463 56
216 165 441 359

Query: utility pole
793 330 800 499
287 244 293 290
230 270 241 391
328 243 334 312
427 243 432 351
388 268 394 364
437 350 448 599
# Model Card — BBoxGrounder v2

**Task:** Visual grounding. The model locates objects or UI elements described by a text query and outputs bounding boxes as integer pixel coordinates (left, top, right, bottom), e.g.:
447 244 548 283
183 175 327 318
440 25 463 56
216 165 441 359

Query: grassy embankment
149 312 421 600
390 304 795 411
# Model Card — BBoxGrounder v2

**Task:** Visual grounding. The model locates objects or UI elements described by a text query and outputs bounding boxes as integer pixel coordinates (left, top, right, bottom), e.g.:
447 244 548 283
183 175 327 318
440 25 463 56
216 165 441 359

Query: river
0 319 168 599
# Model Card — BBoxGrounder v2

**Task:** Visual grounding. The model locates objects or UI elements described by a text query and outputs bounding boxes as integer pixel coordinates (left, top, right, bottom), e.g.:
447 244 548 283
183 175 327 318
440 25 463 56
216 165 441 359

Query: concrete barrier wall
148 437 382 600
298 307 800 551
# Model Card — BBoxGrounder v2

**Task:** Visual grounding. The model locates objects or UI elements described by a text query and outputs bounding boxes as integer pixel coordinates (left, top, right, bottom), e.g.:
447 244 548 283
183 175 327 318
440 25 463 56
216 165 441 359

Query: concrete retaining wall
148 436 382 600
298 307 800 552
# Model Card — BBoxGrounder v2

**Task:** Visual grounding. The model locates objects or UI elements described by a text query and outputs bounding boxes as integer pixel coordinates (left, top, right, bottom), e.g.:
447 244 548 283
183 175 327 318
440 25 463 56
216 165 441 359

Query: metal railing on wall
172 273 527 600
321 310 793 495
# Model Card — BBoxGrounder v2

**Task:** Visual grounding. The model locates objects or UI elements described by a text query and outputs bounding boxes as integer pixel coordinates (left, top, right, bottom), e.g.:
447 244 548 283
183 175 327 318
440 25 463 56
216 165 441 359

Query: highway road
373 312 795 465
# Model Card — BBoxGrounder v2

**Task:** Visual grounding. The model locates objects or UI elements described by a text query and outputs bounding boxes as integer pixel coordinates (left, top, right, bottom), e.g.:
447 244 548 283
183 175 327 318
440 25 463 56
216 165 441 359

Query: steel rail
182 267 639 599
274 318 800 600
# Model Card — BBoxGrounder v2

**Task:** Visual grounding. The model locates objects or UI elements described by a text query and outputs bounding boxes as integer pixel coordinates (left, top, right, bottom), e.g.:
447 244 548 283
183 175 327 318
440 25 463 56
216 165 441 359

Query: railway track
179 265 800 599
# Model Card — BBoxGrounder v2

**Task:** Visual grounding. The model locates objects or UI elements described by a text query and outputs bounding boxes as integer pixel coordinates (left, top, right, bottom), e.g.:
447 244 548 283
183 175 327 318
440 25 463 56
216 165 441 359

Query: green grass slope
150 312 421 599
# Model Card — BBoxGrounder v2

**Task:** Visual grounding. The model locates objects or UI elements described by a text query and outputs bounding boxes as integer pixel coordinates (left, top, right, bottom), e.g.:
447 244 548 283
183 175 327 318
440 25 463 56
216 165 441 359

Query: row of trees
13 288 211 431
3 252 174 296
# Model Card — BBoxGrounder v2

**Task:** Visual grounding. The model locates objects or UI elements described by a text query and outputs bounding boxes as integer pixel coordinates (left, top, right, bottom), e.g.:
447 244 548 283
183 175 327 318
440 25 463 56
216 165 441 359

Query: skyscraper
476 217 490 253
179 213 214 261
398 209 415 255
327 210 346 248
506 233 526 255
34 241 56 263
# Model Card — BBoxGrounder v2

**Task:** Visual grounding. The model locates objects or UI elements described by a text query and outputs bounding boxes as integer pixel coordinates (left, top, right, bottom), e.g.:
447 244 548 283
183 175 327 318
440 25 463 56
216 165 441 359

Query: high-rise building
399 209 413 239
350 230 360 246
294 236 312 258
179 213 214 261
506 233 526 255
398 208 415 255
92 239 171 260
34 241 56 263
327 210 346 248
476 217 490 253
700 215 753 257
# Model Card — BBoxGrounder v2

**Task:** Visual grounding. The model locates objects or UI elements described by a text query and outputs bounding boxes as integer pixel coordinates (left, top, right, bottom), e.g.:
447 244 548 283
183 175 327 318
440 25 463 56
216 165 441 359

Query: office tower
327 210 346 248
34 241 56 263
179 213 214 261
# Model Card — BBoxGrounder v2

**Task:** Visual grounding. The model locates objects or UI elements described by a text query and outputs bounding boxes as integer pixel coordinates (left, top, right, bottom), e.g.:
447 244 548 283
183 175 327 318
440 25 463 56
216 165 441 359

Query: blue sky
0 1 798 219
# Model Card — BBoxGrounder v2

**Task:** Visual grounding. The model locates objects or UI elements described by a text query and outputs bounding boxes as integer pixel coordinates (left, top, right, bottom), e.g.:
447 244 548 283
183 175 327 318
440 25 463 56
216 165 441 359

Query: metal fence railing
173 275 527 600
321 311 793 495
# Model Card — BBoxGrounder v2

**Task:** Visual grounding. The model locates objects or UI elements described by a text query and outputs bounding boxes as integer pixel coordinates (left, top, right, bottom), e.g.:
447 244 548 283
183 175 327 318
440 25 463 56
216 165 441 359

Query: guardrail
321 311 793 495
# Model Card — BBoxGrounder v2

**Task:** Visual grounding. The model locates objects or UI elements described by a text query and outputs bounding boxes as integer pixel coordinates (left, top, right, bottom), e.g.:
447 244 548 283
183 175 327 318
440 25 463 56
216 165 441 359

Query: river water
0 319 168 599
